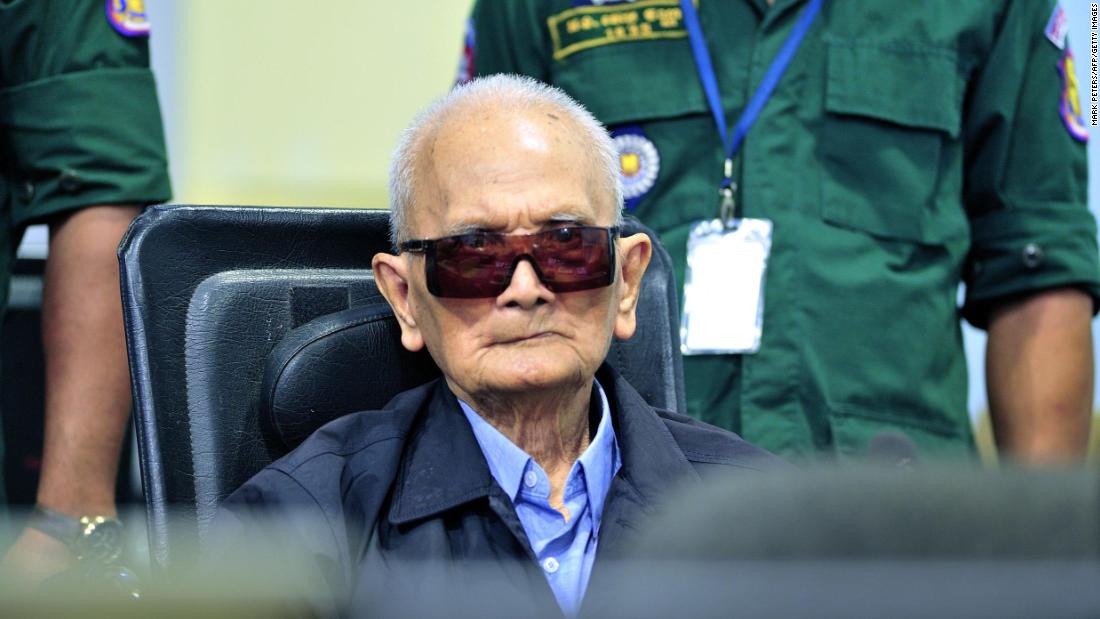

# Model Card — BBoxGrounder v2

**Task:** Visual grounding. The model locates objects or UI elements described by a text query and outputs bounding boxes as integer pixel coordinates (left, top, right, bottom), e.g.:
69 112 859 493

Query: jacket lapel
382 366 698 616
384 380 538 557
382 380 555 612
596 364 701 552
583 366 702 614
386 380 498 525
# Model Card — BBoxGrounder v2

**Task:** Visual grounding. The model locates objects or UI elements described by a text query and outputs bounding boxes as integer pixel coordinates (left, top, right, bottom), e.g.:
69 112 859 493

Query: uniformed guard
462 0 1100 462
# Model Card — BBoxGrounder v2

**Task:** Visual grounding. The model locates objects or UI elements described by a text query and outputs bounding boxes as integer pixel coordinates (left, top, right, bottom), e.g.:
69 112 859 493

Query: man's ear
372 252 425 352
612 232 652 340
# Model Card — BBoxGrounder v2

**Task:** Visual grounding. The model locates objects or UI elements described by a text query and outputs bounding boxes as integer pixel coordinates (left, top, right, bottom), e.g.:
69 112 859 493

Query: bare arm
985 287 1094 463
1 204 139 584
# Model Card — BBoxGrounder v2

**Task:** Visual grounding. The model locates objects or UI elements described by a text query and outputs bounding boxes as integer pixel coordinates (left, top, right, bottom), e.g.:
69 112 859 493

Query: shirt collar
575 380 621 530
458 380 622 525
459 399 532 501
386 365 696 528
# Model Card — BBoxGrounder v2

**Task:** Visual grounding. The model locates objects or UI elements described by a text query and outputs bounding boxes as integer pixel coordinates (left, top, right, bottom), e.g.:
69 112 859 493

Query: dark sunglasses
399 226 619 299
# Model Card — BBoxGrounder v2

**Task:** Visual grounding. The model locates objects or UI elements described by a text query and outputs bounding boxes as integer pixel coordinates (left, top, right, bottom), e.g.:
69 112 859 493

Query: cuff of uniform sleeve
0 67 172 226
962 203 1100 329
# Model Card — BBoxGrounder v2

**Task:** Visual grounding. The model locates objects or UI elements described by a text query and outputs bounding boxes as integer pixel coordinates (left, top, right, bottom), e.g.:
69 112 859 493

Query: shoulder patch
547 0 689 61
106 0 151 37
1058 50 1089 142
1045 4 1068 50
612 125 660 210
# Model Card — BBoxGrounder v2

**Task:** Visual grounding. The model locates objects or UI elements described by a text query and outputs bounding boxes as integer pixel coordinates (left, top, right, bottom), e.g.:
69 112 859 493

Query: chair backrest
120 204 684 572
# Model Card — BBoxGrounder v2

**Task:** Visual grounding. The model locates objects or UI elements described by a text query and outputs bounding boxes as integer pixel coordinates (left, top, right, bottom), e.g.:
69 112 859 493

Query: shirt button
1021 243 1044 269
523 471 538 488
59 169 82 193
543 557 559 574
20 181 35 201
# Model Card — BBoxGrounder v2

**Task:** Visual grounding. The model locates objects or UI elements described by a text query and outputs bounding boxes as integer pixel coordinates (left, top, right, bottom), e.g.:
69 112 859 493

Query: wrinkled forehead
409 105 616 236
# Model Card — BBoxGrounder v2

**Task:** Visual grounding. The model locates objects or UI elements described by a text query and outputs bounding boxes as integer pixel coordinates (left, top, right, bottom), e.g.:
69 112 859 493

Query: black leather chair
120 204 685 573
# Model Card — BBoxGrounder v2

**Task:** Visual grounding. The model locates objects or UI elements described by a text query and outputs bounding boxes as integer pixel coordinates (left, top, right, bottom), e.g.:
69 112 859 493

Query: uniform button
971 261 983 276
1021 243 1044 269
59 169 82 193
542 557 559 574
20 181 34 201
523 471 538 489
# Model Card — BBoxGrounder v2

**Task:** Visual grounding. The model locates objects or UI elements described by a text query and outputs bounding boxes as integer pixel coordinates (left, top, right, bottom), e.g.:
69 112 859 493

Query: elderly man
216 74 778 616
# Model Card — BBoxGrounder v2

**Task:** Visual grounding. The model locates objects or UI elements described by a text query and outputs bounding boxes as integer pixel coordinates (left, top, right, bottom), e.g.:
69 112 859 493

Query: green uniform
465 0 1100 459
0 0 171 312
0 0 171 502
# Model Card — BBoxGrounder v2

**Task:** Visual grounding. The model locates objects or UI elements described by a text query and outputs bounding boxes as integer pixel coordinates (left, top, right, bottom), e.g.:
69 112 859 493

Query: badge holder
676 0 818 355
681 165 773 355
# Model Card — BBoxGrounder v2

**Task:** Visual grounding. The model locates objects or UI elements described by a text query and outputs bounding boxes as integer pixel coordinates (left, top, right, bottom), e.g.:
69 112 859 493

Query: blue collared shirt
459 381 621 617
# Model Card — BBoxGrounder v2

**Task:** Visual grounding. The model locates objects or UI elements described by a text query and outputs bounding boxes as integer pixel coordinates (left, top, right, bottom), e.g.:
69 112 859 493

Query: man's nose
496 258 553 308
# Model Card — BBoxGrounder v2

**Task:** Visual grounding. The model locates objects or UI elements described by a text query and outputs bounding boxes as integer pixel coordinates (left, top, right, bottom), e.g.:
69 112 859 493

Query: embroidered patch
547 0 689 61
106 0 151 37
456 18 476 84
612 127 660 210
1044 4 1068 50
1058 50 1089 142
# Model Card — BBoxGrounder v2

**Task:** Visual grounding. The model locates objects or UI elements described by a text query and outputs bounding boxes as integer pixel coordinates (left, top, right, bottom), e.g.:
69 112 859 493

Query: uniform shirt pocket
550 41 710 126
820 39 966 245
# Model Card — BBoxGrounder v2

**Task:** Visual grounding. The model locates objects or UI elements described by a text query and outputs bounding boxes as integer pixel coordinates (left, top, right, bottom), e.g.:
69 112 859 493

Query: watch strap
27 504 124 564
28 504 82 546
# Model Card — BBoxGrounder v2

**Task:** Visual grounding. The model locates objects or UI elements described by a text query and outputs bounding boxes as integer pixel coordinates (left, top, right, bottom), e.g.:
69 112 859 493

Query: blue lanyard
679 0 823 218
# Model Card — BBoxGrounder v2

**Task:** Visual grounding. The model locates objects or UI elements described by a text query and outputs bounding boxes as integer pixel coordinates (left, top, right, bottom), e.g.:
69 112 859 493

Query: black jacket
217 365 781 616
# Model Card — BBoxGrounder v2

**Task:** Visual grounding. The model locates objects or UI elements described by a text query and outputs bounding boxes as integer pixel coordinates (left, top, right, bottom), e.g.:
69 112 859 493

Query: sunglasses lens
534 227 613 293
433 234 514 298
428 227 614 298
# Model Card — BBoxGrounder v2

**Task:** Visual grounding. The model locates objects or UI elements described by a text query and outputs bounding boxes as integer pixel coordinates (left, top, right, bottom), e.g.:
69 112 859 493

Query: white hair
388 74 623 248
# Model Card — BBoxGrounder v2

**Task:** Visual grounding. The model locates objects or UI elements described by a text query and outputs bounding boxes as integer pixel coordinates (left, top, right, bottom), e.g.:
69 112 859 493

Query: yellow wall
156 0 472 208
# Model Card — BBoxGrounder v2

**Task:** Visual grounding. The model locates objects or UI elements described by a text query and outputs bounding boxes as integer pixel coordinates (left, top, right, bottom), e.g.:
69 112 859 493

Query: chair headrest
260 303 440 452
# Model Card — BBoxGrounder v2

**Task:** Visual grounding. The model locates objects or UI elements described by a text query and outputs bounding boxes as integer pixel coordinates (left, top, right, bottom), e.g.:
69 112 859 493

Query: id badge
680 218 773 355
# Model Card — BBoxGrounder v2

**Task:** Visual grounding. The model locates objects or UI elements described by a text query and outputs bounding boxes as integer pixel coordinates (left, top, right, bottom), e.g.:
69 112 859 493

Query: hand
0 525 78 588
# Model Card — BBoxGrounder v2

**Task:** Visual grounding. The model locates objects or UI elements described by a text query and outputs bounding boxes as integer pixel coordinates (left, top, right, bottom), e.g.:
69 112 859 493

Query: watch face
76 517 124 564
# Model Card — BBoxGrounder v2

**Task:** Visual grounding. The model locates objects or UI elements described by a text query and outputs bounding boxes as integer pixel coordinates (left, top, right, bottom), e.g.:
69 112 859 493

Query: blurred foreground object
599 466 1100 618
2 467 1096 618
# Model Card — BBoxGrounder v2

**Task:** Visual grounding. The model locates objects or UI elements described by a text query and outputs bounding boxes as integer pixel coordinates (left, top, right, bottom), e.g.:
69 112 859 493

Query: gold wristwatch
28 504 124 564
